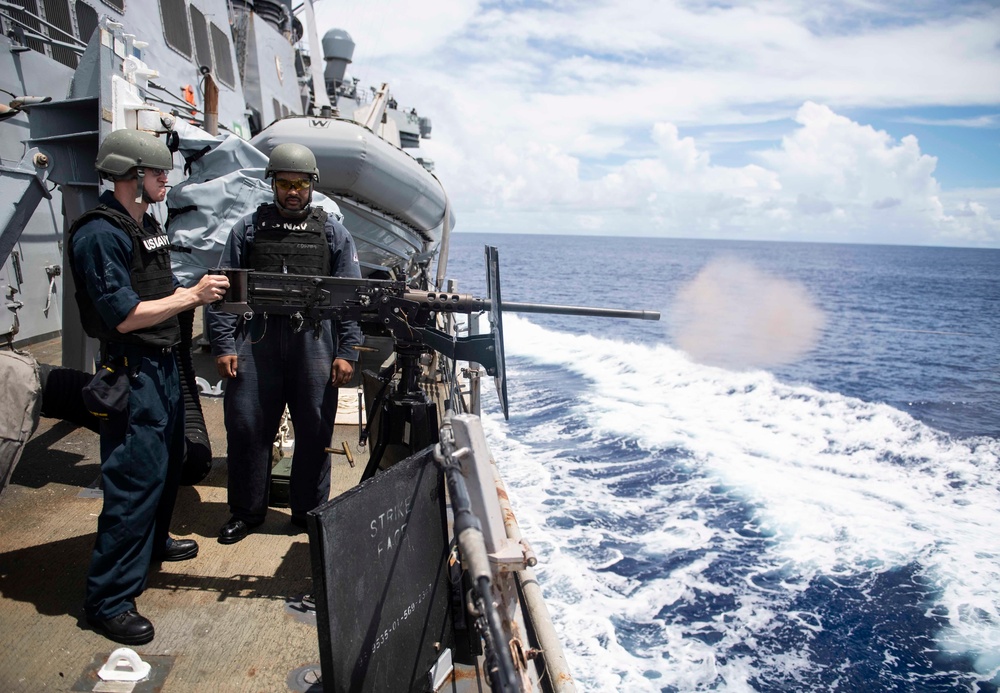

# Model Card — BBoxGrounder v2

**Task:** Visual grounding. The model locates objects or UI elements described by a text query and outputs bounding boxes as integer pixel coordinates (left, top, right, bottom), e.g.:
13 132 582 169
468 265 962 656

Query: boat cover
167 121 344 287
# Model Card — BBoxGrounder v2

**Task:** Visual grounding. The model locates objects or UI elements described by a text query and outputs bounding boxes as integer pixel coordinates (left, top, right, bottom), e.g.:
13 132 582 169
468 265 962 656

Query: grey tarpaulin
0 351 42 497
166 121 344 288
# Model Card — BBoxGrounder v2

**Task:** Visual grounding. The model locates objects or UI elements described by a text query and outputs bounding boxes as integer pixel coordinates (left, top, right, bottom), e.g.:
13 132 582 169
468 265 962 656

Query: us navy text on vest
142 234 170 251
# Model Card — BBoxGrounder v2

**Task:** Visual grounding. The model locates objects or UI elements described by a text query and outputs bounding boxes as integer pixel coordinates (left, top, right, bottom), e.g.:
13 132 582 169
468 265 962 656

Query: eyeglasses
275 179 312 191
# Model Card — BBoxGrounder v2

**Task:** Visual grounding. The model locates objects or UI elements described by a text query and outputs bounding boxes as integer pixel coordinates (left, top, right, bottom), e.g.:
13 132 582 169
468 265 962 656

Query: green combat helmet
95 129 173 178
266 142 319 218
265 142 320 183
95 129 174 203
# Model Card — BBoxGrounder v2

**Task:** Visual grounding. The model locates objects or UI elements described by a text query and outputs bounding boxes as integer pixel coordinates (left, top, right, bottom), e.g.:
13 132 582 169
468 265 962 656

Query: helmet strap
135 167 146 204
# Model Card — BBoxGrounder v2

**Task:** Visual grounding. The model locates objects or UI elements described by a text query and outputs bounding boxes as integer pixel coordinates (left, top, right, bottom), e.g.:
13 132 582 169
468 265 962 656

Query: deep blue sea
443 233 1000 692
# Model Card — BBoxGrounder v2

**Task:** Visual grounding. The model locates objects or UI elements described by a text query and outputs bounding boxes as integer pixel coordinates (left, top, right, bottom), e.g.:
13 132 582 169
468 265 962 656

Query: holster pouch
81 358 130 419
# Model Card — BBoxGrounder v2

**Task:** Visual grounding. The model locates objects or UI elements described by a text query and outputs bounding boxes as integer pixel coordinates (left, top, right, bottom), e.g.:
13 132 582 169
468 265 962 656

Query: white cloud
308 0 1000 247
752 102 1000 245
897 115 1000 128
437 101 999 245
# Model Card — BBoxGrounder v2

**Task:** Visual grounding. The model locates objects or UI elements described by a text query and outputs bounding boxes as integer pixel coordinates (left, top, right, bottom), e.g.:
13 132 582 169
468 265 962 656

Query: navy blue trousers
85 348 184 620
224 316 340 521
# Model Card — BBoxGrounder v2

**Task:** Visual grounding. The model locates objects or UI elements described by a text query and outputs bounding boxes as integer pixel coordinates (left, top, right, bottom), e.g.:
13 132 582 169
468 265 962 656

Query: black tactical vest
247 204 331 275
68 204 180 348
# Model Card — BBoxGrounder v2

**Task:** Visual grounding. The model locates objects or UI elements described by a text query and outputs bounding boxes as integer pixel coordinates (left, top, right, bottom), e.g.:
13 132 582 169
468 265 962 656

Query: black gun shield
484 245 509 419
308 445 452 692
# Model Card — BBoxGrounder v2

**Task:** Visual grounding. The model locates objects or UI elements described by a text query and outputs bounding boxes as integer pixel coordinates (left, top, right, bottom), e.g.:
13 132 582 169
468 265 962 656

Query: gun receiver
216 274 660 325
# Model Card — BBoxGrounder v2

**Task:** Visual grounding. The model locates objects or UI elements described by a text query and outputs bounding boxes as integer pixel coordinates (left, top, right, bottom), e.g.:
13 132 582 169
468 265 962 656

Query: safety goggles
274 179 312 191
129 168 169 179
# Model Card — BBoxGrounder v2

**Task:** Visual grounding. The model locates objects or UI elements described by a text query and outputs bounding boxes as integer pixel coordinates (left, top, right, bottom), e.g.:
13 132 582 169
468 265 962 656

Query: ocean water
443 234 1000 692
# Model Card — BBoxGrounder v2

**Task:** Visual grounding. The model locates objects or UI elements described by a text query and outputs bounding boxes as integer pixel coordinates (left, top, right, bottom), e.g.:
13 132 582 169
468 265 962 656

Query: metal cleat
97 647 151 682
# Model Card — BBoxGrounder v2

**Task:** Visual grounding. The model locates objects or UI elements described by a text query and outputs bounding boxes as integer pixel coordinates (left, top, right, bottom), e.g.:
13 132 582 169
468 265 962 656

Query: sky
309 0 1000 248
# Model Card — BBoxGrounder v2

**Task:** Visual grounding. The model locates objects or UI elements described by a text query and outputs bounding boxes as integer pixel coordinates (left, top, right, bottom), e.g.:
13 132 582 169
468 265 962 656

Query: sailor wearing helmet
208 142 362 544
69 128 230 645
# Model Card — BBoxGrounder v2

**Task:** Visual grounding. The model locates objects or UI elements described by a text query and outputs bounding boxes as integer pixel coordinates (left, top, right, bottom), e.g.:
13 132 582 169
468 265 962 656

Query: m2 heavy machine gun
217 246 658 473
217 246 659 693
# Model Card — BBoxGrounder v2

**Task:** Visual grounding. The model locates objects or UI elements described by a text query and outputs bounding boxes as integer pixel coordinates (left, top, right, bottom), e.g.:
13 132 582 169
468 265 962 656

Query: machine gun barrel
497 301 660 321
401 292 660 321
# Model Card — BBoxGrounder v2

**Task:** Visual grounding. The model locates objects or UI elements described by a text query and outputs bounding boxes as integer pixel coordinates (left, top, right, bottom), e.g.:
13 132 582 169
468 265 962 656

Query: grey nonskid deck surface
0 335 368 692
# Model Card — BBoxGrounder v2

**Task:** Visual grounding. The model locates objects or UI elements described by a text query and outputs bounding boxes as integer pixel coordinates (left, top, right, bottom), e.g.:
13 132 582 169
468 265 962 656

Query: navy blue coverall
207 207 362 523
72 191 185 621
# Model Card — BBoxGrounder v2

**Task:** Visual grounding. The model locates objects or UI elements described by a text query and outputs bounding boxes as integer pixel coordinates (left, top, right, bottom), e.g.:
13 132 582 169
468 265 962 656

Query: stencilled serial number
369 583 434 656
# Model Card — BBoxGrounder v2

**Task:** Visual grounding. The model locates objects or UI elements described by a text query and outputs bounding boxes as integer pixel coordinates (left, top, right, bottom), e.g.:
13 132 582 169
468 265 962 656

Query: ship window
210 22 235 88
159 0 192 58
98 0 123 12
75 0 98 44
6 0 46 54
42 0 77 68
189 5 212 72
399 131 419 148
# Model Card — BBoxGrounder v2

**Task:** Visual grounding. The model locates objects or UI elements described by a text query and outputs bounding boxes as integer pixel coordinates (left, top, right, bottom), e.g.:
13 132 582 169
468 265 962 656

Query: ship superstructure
1 0 445 347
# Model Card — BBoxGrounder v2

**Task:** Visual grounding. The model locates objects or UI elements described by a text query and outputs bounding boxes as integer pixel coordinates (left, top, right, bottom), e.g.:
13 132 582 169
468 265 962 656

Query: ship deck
0 331 373 692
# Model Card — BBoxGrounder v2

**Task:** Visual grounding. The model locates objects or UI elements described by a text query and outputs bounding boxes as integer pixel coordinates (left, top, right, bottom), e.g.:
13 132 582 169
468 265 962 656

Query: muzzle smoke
671 258 826 369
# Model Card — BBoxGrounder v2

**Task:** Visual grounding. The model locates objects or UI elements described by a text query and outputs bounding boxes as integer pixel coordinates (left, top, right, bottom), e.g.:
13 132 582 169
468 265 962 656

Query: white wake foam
485 315 1000 690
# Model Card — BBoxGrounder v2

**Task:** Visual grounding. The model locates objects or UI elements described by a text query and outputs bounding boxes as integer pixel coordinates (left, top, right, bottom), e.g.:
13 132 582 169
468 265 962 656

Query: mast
301 0 332 113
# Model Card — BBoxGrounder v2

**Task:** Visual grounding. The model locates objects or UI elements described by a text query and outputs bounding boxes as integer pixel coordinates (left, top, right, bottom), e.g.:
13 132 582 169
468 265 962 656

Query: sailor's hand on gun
216 355 238 379
331 358 354 387
192 273 230 305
